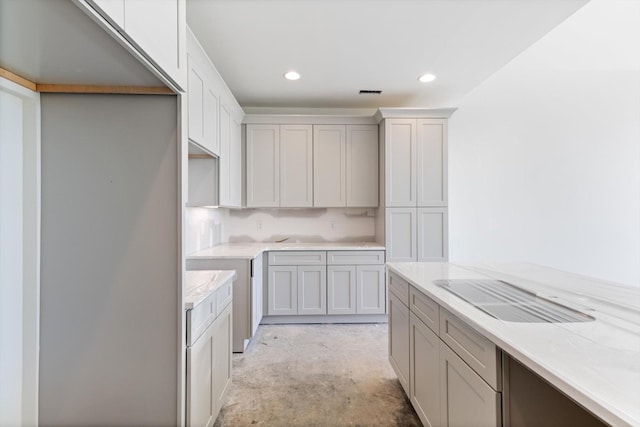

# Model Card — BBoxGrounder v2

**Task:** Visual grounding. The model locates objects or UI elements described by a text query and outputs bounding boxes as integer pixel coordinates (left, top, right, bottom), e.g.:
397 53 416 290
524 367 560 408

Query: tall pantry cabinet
377 109 456 262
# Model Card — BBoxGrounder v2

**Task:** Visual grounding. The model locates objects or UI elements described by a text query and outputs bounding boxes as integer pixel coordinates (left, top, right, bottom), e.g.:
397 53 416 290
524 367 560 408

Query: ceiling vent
359 90 382 94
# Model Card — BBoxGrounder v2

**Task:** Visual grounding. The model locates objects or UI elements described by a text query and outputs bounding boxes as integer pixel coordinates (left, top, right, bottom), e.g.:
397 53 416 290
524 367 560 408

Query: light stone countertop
184 269 236 309
386 262 640 427
187 242 385 259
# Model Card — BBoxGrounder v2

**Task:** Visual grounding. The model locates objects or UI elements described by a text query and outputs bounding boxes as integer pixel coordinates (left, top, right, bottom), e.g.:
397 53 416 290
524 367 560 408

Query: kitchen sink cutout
434 279 595 323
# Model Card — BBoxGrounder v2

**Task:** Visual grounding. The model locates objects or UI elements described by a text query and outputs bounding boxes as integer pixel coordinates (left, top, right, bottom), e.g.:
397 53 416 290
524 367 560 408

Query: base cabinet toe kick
388 271 608 427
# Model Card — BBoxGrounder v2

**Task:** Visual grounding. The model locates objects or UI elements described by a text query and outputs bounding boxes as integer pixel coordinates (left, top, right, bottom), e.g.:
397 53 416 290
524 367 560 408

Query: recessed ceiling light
284 71 301 81
419 73 436 83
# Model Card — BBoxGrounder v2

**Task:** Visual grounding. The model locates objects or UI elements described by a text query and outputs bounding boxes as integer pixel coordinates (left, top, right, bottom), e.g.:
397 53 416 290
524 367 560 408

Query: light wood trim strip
35 84 174 95
0 67 37 91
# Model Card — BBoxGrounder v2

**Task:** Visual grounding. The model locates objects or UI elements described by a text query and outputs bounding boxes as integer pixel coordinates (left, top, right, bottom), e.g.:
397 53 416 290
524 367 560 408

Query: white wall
0 86 25 427
0 78 40 427
449 0 640 286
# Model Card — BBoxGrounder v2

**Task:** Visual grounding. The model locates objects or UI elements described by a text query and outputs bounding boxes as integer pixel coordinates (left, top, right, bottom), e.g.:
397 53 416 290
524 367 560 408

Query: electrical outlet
257 220 263 231
329 221 336 230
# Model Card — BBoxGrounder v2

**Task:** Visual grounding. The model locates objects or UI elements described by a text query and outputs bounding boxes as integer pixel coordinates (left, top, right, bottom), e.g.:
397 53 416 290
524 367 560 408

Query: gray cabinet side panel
39 94 179 426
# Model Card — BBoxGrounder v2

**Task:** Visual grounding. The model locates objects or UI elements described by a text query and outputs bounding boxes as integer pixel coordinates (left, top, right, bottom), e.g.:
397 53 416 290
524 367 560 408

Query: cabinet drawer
216 278 233 313
327 250 385 265
439 308 502 390
410 286 439 334
388 272 409 306
187 291 217 347
268 251 326 265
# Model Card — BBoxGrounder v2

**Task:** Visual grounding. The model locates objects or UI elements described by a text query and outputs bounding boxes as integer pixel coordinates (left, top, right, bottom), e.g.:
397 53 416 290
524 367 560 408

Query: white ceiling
187 0 588 110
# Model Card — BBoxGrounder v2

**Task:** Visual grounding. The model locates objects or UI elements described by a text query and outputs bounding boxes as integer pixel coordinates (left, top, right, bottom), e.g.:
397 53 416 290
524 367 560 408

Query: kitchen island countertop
386 262 640 427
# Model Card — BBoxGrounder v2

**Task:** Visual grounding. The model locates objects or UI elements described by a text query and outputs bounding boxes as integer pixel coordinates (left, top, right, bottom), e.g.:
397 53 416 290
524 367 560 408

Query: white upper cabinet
246 124 313 208
246 125 280 207
385 119 417 207
187 29 220 155
218 99 243 209
280 125 313 207
346 125 378 207
385 118 447 207
219 104 231 206
416 119 447 207
86 0 187 89
245 120 379 208
314 125 347 207
382 115 448 262
229 117 242 207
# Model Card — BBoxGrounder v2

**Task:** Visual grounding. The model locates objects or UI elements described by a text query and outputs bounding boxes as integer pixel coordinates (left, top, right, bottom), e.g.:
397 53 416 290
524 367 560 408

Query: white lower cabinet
268 266 298 315
186 290 232 427
327 265 357 314
267 265 326 315
410 312 440 427
298 266 327 315
356 265 385 314
267 250 386 319
326 264 385 315
440 342 500 427
388 289 410 395
389 271 502 427
212 305 232 415
251 254 263 336
186 256 262 353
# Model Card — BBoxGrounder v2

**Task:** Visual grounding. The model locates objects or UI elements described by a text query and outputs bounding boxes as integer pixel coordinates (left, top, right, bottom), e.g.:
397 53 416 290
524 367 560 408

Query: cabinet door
203 86 219 156
417 207 448 262
417 119 447 207
346 124 378 207
88 0 125 30
327 266 356 315
229 118 242 207
186 326 214 427
187 54 204 146
211 305 232 420
313 125 346 207
280 125 313 207
385 208 417 262
356 265 385 314
251 255 263 336
218 104 231 206
416 119 447 206
440 343 500 427
267 266 297 315
385 119 416 207
246 125 280 207
388 291 410 395
297 266 327 315
410 313 440 427
124 0 185 88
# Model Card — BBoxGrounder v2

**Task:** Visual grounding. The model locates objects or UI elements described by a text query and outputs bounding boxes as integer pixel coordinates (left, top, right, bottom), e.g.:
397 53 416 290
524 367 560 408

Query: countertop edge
186 242 386 260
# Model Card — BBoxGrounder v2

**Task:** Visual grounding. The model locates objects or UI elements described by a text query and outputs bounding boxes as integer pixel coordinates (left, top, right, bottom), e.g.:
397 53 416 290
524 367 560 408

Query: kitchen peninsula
387 262 640 427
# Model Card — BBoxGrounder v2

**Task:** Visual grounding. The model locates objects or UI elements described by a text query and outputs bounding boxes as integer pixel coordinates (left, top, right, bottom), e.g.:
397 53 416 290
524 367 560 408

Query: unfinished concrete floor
214 323 421 427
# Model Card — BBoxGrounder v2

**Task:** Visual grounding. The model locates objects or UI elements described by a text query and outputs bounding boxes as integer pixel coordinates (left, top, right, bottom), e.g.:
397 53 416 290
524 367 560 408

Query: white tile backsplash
225 208 377 243
185 207 227 254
